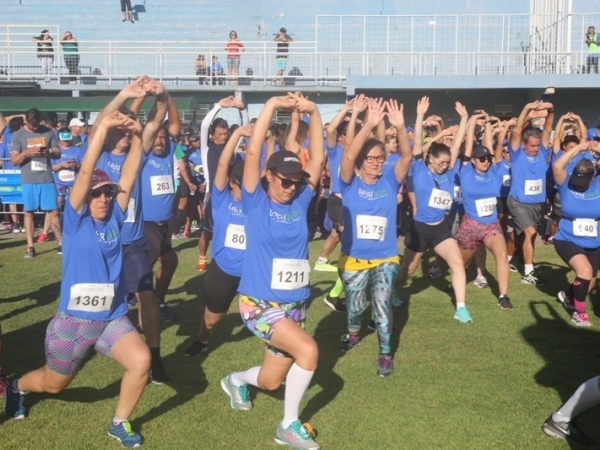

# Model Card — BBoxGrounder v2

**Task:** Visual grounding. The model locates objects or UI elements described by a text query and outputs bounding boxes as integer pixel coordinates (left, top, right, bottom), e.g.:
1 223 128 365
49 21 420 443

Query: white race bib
58 169 75 182
356 214 387 241
68 283 114 313
271 258 310 290
454 186 463 203
125 198 135 223
524 179 542 196
502 175 511 187
150 175 174 195
428 188 452 210
224 223 246 250
31 160 48 172
475 197 497 217
573 219 598 237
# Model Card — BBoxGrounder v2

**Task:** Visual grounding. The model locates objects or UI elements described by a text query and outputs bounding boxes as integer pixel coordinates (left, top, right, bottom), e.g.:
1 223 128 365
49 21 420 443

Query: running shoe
521 271 547 285
275 420 321 450
570 311 592 327
12 223 21 234
24 247 35 258
509 263 519 273
391 290 403 307
36 232 49 243
557 290 575 310
220 374 252 410
0 370 8 398
127 295 138 307
377 354 393 377
184 340 208 357
150 357 169 385
323 295 346 312
159 304 176 322
498 295 513 310
427 265 441 278
542 415 595 446
196 256 208 271
0 221 11 230
56 245 62 255
473 274 489 289
4 379 26 419
191 220 200 231
339 334 360 352
313 260 338 272
171 233 186 240
108 420 143 448
453 307 473 323
544 234 554 245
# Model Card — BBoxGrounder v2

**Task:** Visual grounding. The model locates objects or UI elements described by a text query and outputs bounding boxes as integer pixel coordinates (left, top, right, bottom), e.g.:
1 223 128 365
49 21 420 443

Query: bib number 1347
271 259 310 290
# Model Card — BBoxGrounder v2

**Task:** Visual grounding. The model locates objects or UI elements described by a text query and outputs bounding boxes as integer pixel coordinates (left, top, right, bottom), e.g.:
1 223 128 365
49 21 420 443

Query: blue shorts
22 183 58 211
276 57 288 71
122 237 154 294
227 57 241 68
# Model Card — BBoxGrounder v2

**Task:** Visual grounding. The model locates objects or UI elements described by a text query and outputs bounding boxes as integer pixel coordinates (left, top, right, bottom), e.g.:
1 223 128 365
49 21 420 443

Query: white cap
69 118 85 127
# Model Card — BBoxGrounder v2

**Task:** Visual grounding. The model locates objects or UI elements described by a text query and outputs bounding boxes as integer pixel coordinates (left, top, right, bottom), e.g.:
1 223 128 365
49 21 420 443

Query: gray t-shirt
10 125 58 184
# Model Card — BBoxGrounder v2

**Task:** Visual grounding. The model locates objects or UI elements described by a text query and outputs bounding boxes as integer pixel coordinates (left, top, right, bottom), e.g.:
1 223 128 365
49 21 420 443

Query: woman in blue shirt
395 97 472 323
4 89 153 447
220 94 324 450
337 97 412 377
553 140 600 327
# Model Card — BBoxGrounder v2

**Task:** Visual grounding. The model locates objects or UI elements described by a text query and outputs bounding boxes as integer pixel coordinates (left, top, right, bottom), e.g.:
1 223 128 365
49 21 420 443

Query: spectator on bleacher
121 0 135 23
585 26 599 74
273 28 293 86
195 54 208 85
68 118 86 146
60 31 79 85
225 30 244 84
0 113 24 232
32 30 54 84
211 56 225 86
10 108 62 258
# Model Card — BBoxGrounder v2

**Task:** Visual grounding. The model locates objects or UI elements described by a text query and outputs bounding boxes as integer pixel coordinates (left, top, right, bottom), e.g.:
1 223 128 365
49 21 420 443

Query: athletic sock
112 416 127 426
150 347 161 361
282 363 314 428
329 277 344 298
524 264 534 275
553 376 600 423
316 256 328 265
230 366 260 387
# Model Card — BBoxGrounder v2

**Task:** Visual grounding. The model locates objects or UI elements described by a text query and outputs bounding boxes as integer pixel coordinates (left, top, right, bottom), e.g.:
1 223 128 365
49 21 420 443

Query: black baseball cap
267 150 309 177
568 167 594 190
472 145 493 158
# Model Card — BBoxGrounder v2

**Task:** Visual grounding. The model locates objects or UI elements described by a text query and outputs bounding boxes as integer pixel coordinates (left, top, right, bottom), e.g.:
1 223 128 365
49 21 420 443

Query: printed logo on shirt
26 137 47 147
571 187 600 200
357 187 388 200
269 208 301 224
96 227 118 243
107 160 121 174
148 158 171 171
228 202 243 217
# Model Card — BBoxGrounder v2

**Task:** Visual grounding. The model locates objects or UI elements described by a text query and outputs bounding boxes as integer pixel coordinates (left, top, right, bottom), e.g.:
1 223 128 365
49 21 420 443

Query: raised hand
236 124 253 137
386 99 405 128
289 92 316 114
364 97 385 128
416 96 430 116
354 94 368 113
218 96 237 108
455 101 468 119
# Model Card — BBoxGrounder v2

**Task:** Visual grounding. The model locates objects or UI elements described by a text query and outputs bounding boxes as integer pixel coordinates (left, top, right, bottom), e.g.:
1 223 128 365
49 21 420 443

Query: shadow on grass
0 281 61 322
522 301 600 447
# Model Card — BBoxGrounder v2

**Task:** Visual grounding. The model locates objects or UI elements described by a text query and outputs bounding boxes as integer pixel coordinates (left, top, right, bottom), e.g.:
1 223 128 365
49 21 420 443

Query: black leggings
64 55 79 81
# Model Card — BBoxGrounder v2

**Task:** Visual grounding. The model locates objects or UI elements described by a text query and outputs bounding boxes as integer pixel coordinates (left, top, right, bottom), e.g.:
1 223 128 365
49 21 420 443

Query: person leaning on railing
585 26 600 74
60 31 80 85
31 29 54 84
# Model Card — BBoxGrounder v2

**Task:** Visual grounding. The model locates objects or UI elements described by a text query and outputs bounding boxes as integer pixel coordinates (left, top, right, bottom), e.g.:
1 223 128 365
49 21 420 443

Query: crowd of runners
1 78 600 448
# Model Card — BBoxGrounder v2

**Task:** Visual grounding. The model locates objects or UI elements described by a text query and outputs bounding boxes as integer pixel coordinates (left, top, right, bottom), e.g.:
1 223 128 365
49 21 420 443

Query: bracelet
548 109 555 113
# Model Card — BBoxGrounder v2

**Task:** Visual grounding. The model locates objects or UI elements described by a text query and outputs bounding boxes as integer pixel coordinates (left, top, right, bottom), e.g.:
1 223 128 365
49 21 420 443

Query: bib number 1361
271 259 310 290
68 283 114 313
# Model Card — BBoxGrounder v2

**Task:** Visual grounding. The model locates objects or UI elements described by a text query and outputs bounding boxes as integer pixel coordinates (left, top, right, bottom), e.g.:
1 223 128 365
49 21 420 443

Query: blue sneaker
4 379 26 419
275 420 320 449
159 304 176 322
108 420 143 448
454 307 473 323
220 374 252 410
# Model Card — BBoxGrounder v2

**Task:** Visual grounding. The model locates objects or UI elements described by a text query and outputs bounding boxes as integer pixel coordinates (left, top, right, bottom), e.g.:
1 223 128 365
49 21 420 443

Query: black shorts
203 193 213 232
120 0 132 11
404 220 454 253
178 180 190 198
144 221 175 264
326 195 343 227
203 259 241 314
554 239 600 277
496 197 508 215
122 237 154 294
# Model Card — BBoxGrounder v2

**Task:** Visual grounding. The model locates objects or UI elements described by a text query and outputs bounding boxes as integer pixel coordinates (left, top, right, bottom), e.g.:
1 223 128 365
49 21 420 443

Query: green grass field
1 232 599 449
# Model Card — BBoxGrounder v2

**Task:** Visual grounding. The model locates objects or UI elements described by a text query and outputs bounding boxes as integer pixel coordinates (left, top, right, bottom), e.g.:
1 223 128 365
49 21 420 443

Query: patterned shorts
45 312 137 376
239 295 306 358
457 214 503 250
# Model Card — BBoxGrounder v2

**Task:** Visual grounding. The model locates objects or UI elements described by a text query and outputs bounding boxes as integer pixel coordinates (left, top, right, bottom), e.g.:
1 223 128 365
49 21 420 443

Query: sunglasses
365 155 386 164
274 172 305 189
90 187 116 199
593 137 600 142
476 156 494 163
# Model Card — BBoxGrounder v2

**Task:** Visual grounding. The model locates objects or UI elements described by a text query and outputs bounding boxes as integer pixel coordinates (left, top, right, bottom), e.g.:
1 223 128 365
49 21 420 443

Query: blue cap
406 125 414 132
58 130 72 141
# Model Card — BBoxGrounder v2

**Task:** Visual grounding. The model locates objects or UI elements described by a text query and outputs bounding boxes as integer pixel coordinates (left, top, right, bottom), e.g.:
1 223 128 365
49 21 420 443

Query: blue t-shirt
52 145 83 187
0 141 16 169
412 159 459 223
142 147 175 223
58 200 128 320
555 176 600 248
326 141 343 194
383 152 400 173
340 169 400 259
497 160 511 198
187 148 205 185
95 149 144 244
211 185 245 277
238 183 314 303
459 163 502 224
508 142 550 203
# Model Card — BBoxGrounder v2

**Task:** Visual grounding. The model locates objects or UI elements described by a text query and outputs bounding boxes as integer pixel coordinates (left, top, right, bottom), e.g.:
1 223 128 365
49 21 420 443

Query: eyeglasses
593 137 600 142
476 156 494 163
365 155 386 164
431 157 450 168
90 187 116 199
274 172 305 189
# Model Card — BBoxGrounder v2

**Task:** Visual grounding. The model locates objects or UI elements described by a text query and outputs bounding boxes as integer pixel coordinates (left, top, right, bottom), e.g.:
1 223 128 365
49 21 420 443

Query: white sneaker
473 274 489 289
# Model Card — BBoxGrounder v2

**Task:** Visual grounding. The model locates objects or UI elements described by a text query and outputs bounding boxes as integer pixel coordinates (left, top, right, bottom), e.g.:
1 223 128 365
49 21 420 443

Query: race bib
271 258 310 290
573 219 598 237
58 169 75 182
502 175 511 187
224 223 246 250
428 188 452 210
150 175 174 195
31 160 48 172
524 179 542 196
453 186 463 203
68 283 114 313
475 197 497 217
356 214 387 241
125 198 135 223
